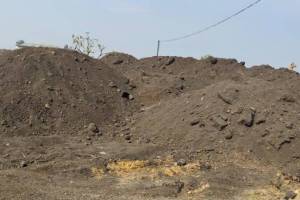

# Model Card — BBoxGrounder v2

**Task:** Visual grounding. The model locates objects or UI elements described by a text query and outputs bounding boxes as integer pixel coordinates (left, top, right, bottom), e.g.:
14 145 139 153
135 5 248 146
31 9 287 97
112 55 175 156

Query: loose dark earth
0 48 299 200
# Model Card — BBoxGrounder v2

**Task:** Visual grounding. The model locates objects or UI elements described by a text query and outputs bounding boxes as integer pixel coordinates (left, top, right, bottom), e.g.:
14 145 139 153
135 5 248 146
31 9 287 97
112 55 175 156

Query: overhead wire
160 0 262 43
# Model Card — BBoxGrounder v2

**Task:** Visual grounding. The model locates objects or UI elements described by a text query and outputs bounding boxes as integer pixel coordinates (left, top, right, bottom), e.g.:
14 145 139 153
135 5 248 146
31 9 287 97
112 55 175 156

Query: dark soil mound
0 47 135 136
112 56 300 176
0 50 299 199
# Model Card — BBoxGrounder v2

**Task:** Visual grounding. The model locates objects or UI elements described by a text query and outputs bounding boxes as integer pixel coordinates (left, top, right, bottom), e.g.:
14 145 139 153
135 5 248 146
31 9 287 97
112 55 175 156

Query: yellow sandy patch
107 160 149 175
91 158 200 180
240 186 283 200
91 167 105 180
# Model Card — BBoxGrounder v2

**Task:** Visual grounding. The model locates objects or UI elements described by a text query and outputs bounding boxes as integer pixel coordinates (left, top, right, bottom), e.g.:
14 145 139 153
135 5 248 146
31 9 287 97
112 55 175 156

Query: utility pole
156 40 160 57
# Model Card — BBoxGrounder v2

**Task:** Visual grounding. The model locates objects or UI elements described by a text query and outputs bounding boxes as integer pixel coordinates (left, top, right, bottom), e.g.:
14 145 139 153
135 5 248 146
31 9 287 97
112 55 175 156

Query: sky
0 0 299 70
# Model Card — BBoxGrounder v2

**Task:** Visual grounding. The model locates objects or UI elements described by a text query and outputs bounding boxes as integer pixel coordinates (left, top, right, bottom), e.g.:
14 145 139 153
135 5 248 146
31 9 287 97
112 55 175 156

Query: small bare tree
200 54 213 60
288 62 297 71
71 32 105 58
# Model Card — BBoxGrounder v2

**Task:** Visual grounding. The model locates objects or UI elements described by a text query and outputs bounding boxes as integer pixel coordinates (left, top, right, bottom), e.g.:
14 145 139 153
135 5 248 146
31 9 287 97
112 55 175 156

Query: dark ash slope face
0 47 136 135
107 55 300 176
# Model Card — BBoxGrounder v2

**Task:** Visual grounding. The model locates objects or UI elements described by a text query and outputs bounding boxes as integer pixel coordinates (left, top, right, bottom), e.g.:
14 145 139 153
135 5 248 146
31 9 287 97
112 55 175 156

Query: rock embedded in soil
190 119 200 126
284 191 297 200
165 57 175 66
87 123 99 133
240 61 246 65
20 161 28 168
177 159 187 166
128 82 137 90
285 122 294 129
225 131 233 140
129 94 134 100
255 112 267 124
121 91 134 100
113 59 124 65
238 108 256 127
212 115 228 131
124 135 131 140
261 129 270 137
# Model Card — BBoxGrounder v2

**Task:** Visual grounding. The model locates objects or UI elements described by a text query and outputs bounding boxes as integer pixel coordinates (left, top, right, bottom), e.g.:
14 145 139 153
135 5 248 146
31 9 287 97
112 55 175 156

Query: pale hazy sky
0 0 299 70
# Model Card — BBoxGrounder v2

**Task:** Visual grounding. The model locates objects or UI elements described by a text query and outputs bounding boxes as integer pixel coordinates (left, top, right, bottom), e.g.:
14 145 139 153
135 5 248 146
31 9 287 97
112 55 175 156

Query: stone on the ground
238 108 256 127
113 59 123 65
212 115 228 131
284 191 297 200
20 161 28 168
87 123 99 133
225 132 233 140
177 159 187 166
255 113 267 124
240 61 246 65
285 122 294 129
108 81 117 88
190 119 200 126
165 57 175 66
122 91 134 100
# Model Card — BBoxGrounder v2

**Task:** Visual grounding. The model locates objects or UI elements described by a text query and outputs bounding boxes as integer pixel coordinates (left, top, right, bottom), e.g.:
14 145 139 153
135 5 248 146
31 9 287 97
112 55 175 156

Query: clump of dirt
0 47 136 136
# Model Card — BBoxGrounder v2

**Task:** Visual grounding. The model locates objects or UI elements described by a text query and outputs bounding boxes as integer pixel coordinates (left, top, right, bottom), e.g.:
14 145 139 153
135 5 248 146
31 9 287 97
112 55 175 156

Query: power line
160 0 262 43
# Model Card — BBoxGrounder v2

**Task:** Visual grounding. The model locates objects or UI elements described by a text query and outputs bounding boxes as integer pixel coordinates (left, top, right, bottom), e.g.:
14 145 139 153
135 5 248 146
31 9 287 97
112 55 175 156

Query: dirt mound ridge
0 47 135 136
105 56 248 105
101 52 138 67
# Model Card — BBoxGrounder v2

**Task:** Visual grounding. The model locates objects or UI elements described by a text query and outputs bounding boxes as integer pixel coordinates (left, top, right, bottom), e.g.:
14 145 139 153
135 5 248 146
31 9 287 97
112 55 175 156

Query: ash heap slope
102 53 300 176
0 48 135 136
